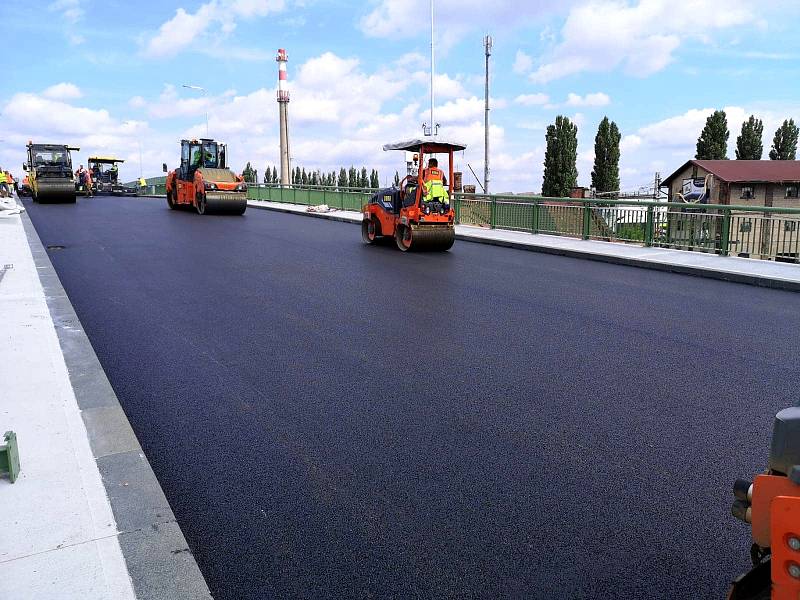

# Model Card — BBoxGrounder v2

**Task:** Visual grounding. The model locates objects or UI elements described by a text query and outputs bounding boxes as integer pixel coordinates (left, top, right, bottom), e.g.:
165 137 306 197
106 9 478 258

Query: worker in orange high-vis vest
420 157 449 205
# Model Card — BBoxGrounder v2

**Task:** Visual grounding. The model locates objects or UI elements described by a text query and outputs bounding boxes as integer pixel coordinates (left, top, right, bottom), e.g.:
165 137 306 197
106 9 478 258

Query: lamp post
182 84 209 136
123 121 143 179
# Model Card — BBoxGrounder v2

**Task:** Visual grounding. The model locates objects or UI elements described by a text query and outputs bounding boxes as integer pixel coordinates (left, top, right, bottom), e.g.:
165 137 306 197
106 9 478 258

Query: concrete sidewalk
247 199 800 291
0 204 211 599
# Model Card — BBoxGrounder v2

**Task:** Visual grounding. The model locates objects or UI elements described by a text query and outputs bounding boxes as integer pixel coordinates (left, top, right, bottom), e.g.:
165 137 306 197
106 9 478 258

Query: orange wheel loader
728 406 800 600
361 139 465 252
164 138 247 215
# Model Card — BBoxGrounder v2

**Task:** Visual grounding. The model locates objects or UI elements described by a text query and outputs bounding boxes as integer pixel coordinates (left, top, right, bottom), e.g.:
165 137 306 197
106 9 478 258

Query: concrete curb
21 212 213 600
246 201 800 293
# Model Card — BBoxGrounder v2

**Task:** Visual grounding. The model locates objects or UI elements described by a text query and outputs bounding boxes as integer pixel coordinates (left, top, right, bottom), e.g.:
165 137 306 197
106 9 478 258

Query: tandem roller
362 138 465 253
25 142 79 204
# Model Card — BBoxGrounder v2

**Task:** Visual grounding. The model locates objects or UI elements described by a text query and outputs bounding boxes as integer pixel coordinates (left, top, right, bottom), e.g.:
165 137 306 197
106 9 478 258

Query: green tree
393 171 401 186
370 169 379 188
293 166 301 184
310 171 318 186
301 168 308 185
348 166 357 188
272 166 278 183
735 116 764 160
590 116 621 195
695 110 729 160
338 168 347 189
769 119 799 160
542 115 579 197
360 167 368 188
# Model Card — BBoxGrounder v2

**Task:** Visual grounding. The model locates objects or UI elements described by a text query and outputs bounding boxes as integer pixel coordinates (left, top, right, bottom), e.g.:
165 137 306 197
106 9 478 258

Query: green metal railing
248 185 800 263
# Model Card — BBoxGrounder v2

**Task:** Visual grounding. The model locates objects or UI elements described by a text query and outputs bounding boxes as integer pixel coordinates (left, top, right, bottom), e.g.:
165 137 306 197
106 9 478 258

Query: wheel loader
728 406 800 600
361 139 465 251
24 142 79 203
164 138 247 215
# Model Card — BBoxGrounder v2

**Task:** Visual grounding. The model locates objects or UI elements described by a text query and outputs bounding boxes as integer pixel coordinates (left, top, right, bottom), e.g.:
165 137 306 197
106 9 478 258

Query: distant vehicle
24 142 79 203
164 138 247 215
87 156 136 195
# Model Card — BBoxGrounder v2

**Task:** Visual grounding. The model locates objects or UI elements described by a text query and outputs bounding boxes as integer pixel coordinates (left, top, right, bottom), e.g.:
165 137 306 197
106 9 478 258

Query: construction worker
6 172 15 196
109 163 119 183
420 158 449 206
0 169 7 198
138 177 146 194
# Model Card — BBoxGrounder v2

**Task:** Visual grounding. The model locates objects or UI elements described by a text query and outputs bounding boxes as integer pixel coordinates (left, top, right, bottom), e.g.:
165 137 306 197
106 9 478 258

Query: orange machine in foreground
729 407 800 600
361 138 465 252
164 138 247 215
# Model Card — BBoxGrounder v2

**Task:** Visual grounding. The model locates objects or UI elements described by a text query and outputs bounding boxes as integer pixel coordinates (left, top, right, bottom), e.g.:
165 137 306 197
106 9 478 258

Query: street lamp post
182 84 209 137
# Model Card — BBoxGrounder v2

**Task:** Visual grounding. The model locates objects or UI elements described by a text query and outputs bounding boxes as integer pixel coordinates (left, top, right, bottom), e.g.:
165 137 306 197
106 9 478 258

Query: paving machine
87 156 134 195
164 138 247 215
24 142 79 203
729 406 800 600
361 138 465 251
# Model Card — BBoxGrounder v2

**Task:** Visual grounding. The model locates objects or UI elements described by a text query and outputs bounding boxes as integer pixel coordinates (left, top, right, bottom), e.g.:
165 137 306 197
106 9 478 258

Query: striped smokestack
277 48 291 186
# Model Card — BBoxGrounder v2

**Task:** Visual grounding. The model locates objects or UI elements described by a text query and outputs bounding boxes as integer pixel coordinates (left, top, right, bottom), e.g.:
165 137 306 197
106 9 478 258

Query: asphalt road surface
25 195 800 599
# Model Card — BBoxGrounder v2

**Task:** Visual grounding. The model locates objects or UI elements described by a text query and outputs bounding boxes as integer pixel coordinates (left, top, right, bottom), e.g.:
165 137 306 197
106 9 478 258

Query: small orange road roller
728 406 800 600
362 138 465 251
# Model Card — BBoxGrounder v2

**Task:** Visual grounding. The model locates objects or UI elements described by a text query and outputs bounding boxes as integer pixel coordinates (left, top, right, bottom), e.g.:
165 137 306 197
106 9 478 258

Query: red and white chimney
276 48 290 185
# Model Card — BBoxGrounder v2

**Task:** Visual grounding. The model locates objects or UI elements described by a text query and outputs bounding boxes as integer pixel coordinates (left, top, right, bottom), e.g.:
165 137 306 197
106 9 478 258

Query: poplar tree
272 166 278 183
695 110 729 160
542 115 578 197
360 167 369 188
394 171 401 186
301 168 308 185
735 116 764 160
769 119 799 160
590 116 621 195
338 168 347 189
348 167 357 188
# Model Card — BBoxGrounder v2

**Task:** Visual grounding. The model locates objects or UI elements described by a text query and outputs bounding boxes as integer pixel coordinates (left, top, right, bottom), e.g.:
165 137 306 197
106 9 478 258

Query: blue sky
3 0 800 192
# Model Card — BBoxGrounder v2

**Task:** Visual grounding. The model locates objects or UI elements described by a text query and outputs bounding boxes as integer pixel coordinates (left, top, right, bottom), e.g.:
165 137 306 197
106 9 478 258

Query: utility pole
430 0 435 135
182 84 208 137
484 34 492 196
654 172 661 200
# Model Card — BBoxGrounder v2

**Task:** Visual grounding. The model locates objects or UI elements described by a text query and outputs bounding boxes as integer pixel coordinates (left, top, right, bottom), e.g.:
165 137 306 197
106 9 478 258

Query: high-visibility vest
421 168 448 202
0 172 7 183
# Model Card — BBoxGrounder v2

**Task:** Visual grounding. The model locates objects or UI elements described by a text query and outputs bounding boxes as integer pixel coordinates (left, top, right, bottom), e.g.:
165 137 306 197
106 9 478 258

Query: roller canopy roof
383 139 467 152
88 157 124 163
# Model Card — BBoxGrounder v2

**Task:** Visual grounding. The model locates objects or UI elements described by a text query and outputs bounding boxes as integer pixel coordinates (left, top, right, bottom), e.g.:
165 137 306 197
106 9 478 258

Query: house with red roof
660 160 800 208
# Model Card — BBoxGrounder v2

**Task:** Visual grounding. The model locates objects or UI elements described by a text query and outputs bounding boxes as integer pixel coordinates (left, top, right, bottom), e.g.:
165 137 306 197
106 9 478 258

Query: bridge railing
249 184 800 262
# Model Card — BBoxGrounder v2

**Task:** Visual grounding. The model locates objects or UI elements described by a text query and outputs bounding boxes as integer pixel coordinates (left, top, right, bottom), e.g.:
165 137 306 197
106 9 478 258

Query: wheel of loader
362 218 380 244
166 189 176 210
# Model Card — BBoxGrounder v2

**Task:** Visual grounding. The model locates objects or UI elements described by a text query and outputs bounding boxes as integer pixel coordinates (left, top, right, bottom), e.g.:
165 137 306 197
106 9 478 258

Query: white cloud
143 0 285 58
359 0 569 49
515 93 549 106
43 83 83 100
565 92 610 107
513 50 534 75
48 0 83 24
129 96 146 109
530 0 764 83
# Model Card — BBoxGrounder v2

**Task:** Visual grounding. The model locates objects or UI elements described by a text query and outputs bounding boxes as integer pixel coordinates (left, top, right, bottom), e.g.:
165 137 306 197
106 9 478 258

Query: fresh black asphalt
24 195 800 599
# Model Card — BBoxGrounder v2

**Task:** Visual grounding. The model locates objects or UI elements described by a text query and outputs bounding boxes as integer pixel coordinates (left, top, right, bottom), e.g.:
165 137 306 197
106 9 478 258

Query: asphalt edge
20 211 213 600
246 201 800 292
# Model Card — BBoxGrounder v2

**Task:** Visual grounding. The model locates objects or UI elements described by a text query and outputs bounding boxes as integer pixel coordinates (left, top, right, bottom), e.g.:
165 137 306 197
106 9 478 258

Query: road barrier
247 184 800 263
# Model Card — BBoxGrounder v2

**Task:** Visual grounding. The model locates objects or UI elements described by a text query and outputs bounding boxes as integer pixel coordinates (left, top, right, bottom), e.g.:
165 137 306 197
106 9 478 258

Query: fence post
720 208 731 256
645 206 654 247
490 196 497 229
532 200 539 234
454 194 461 224
582 201 590 240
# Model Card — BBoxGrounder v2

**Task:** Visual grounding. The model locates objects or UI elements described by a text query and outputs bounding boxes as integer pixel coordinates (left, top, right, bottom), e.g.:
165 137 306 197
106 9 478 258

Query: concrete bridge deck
8 193 800 599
